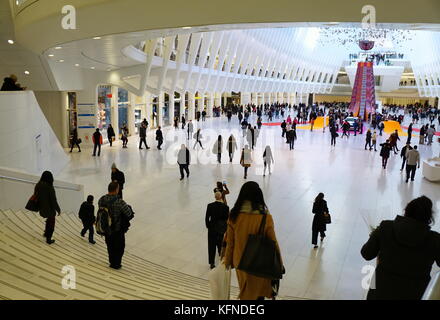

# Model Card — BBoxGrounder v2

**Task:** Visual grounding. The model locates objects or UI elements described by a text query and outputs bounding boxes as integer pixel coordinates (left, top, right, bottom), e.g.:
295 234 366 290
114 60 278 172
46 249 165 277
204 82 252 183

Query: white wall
0 91 69 176
34 91 64 146
0 167 84 213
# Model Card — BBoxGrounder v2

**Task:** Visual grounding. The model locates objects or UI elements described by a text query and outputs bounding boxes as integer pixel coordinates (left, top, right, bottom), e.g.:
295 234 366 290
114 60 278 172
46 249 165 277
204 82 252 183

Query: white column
200 93 205 114
141 93 147 122
188 92 196 120
145 92 153 129
169 92 175 125
158 92 164 127
180 92 186 120
207 92 214 117
214 93 221 109
128 93 136 136
60 92 69 148
111 86 119 138
222 93 227 107
252 92 258 106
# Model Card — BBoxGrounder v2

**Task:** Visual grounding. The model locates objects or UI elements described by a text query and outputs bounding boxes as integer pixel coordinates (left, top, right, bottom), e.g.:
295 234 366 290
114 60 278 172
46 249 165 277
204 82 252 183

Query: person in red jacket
92 129 103 157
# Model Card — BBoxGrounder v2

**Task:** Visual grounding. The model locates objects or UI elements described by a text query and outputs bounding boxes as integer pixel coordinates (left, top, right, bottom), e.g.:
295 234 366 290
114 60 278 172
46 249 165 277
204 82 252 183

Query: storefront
118 88 129 135
67 92 77 141
97 85 112 141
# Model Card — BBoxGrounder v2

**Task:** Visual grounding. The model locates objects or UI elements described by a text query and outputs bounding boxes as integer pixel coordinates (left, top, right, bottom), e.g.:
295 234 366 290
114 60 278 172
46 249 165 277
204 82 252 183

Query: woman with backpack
222 181 284 300
34 171 61 245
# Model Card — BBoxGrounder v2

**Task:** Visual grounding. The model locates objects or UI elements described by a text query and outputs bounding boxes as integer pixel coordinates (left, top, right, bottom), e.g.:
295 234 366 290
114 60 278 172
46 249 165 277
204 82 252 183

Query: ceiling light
58 60 64 63
48 54 54 57
8 40 14 44
24 71 30 75
182 26 192 29
55 46 62 50
93 37 101 40
75 64 80 67
91 67 95 70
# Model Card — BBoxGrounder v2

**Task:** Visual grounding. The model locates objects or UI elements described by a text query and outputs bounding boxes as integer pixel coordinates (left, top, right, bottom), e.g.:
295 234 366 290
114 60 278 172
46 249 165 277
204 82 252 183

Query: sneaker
180 177 184 181
210 264 215 270
89 240 96 245
46 239 55 245
313 245 319 249
110 265 122 270
80 231 85 237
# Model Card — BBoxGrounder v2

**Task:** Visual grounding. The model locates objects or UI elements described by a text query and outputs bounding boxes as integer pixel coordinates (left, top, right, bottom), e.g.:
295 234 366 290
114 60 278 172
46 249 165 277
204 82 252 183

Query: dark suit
205 201 229 265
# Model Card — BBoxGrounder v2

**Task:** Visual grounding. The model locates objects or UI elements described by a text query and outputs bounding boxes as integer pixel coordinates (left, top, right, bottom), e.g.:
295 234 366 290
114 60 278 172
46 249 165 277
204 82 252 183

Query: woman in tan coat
222 181 283 300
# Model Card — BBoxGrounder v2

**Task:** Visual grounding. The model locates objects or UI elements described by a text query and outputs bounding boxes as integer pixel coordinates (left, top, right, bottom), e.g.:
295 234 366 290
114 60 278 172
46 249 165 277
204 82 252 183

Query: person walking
247 126 256 150
69 127 81 153
78 195 96 244
212 135 223 163
34 171 60 245
206 192 229 269
389 130 400 154
371 130 378 151
287 127 297 150
281 120 287 138
173 116 179 129
419 125 426 145
187 120 194 140
193 129 204 149
400 143 412 171
330 125 338 146
181 116 186 130
427 125 435 145
379 121 385 136
405 145 420 183
222 181 284 300
92 128 103 157
111 163 125 199
156 126 163 150
240 145 252 179
226 134 238 163
139 123 150 150
263 146 274 177
121 124 129 148
406 123 413 144
107 124 116 147
379 140 392 169
98 182 134 269
312 193 329 249
342 121 350 138
177 144 191 180
361 196 440 300
365 129 372 150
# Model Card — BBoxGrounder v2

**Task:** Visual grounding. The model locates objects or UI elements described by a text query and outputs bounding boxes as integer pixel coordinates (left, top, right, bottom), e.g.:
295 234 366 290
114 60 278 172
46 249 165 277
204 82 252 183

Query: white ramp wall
0 91 69 175
0 167 84 213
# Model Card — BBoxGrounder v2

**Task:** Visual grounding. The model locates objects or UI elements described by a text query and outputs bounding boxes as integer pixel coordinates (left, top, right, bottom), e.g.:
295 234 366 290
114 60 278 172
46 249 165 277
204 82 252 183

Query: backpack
96 197 118 236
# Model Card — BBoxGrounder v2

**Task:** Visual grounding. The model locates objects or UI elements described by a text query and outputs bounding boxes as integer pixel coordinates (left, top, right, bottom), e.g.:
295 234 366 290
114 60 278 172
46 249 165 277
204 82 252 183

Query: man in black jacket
99 182 134 269
139 123 149 149
107 124 115 147
111 163 125 199
205 192 229 269
78 195 96 244
400 143 412 171
156 126 163 150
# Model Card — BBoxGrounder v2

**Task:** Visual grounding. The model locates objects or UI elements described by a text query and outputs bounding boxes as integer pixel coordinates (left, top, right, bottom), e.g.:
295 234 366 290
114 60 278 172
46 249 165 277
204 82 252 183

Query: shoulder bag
237 212 283 280
25 194 39 212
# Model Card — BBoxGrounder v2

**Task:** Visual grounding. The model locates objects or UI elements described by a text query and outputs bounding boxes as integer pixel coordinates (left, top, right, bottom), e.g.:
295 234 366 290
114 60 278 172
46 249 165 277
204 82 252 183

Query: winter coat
177 148 191 165
212 139 223 154
92 132 103 145
1 77 23 91
223 201 283 300
226 137 238 154
240 148 252 167
111 170 125 190
380 143 391 158
78 201 95 225
361 216 440 300
34 181 60 219
312 199 328 232
98 195 134 234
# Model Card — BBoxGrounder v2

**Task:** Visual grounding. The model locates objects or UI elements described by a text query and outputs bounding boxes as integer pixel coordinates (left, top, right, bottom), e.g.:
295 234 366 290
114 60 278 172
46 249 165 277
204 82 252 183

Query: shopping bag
208 263 231 300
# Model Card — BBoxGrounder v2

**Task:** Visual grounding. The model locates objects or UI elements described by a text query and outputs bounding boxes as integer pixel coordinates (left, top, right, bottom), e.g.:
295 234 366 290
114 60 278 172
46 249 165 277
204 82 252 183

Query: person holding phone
213 181 230 205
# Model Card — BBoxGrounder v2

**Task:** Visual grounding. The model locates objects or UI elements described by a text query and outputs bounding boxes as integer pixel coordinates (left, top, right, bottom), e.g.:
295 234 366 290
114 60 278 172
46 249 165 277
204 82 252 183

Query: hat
111 163 117 169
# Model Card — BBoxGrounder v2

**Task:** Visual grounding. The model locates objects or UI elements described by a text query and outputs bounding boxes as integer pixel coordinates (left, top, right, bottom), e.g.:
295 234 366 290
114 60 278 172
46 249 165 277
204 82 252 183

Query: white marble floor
58 114 440 300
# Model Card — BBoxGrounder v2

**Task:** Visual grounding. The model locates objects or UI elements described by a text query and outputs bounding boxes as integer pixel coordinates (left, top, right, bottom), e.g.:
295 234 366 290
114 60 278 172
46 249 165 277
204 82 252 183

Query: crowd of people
31 99 440 300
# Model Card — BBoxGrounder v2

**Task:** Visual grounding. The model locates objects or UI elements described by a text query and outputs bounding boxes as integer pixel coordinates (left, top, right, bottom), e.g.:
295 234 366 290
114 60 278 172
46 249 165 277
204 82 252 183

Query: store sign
77 105 95 129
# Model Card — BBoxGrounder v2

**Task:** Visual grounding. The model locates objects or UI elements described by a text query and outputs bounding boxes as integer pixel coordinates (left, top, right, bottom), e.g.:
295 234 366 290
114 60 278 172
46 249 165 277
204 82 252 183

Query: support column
180 92 186 120
141 93 147 122
169 92 175 125
188 92 196 120
222 93 227 107
200 93 205 114
128 93 136 136
214 93 221 109
207 92 214 117
111 86 119 137
158 92 164 127
252 92 258 106
145 92 153 129
60 92 69 148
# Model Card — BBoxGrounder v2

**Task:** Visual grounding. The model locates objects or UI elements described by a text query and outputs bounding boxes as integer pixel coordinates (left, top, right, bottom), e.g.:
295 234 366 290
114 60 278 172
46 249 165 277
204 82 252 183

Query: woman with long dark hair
35 171 61 244
361 196 440 300
223 181 283 300
312 193 329 249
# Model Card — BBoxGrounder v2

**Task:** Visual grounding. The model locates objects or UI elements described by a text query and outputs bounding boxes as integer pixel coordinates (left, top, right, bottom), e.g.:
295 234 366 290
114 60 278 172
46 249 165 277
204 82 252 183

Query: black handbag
237 212 283 280
25 194 39 212
324 213 332 224
77 138 82 144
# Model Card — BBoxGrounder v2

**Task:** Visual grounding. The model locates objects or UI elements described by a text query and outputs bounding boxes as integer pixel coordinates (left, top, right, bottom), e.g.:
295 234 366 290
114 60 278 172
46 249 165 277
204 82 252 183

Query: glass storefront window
97 85 112 140
67 92 77 140
118 88 129 134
